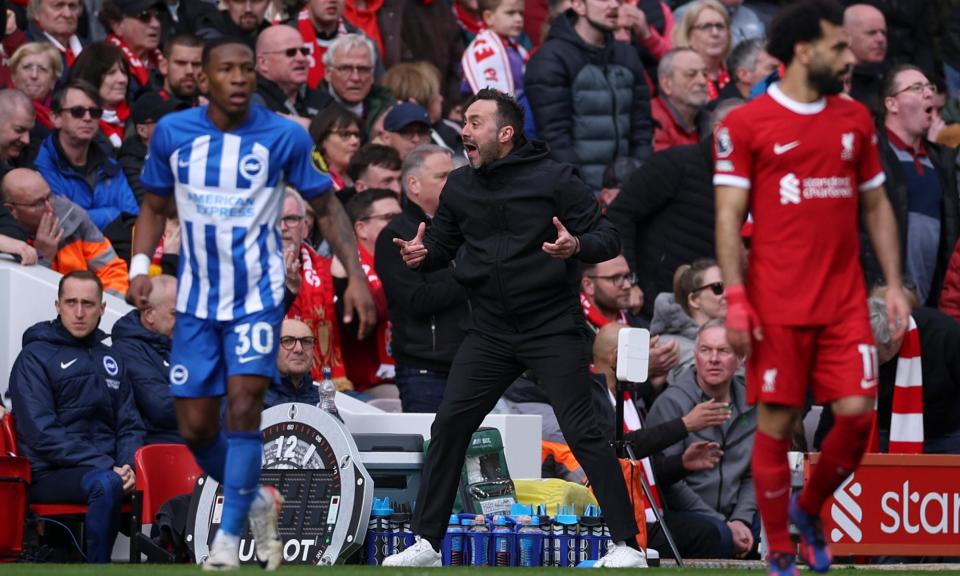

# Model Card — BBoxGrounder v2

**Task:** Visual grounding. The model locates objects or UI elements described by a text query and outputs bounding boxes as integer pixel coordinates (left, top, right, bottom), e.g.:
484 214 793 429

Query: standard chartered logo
779 173 801 205
830 474 863 543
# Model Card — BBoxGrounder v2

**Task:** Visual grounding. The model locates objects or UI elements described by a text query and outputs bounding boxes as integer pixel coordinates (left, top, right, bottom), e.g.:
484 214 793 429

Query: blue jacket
34 133 140 232
264 374 320 410
110 310 181 445
8 319 145 479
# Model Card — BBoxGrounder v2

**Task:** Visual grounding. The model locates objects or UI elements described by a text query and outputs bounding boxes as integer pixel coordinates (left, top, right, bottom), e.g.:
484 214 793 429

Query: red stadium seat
0 416 29 562
129 444 202 563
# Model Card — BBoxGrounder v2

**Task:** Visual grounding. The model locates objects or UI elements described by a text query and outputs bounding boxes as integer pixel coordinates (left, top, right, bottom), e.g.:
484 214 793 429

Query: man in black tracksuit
384 89 647 568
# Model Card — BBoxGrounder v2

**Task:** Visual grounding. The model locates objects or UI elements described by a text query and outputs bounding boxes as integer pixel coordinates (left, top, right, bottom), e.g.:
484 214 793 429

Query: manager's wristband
129 253 151 279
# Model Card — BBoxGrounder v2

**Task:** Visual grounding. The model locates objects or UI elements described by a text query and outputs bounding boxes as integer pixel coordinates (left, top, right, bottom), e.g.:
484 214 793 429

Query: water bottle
468 515 489 566
553 504 580 567
518 516 543 567
391 511 414 554
317 367 342 421
365 497 393 565
442 514 466 566
492 516 512 566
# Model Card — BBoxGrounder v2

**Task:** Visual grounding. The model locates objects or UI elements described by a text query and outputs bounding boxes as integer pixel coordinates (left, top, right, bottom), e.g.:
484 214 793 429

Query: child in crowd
460 0 536 137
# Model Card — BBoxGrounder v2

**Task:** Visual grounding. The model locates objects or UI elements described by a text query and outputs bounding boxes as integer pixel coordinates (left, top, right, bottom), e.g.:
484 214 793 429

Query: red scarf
870 315 924 453
452 1 482 37
340 245 394 391
580 292 627 332
33 99 55 129
343 0 384 59
706 65 730 101
99 99 130 149
297 10 350 89
287 243 351 388
106 34 163 88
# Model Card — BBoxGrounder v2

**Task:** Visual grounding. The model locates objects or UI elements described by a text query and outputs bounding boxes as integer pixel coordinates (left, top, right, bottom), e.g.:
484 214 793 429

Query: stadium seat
0 415 30 562
129 444 202 563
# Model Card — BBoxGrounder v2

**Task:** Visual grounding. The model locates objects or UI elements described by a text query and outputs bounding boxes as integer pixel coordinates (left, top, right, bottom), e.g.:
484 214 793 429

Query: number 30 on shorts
234 321 275 356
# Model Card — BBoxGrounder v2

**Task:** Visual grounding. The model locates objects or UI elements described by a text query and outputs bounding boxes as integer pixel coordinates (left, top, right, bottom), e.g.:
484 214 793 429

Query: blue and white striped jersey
141 104 331 320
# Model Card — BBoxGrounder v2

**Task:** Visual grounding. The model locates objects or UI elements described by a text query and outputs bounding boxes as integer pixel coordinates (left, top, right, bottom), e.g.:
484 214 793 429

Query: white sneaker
249 486 284 571
593 542 648 568
203 534 240 571
382 537 441 567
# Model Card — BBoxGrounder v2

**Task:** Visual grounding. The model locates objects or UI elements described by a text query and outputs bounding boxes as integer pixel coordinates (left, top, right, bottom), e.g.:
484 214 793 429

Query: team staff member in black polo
383 88 647 568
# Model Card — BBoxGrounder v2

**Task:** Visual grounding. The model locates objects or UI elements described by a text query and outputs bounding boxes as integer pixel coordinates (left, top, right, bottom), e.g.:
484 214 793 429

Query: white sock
249 486 269 512
212 529 241 550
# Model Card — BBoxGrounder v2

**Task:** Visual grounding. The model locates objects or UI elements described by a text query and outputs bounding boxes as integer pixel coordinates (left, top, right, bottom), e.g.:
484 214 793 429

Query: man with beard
713 2 911 575
385 88 648 568
157 33 203 107
651 48 711 152
525 0 653 190
196 0 272 48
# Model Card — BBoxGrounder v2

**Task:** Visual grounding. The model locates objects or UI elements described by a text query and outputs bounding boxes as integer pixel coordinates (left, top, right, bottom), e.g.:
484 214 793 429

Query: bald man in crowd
844 3 888 110
111 275 181 444
254 25 327 120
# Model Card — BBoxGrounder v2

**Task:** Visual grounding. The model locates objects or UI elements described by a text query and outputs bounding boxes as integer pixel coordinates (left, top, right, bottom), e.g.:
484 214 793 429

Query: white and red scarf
297 9 350 89
887 316 924 453
106 34 163 88
99 99 130 149
580 292 627 333
43 30 83 67
461 28 527 95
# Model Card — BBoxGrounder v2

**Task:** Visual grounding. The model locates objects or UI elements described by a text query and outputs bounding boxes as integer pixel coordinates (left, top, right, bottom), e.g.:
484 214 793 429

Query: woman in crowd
382 61 462 152
69 42 130 149
308 104 363 191
650 258 728 381
9 42 61 160
673 0 731 100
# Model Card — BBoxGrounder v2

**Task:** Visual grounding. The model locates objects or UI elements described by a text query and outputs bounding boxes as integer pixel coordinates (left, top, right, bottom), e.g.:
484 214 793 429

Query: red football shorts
747 315 878 407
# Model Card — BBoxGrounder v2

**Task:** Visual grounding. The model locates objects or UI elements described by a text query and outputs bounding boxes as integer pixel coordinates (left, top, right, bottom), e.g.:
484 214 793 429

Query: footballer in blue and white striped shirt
127 37 375 571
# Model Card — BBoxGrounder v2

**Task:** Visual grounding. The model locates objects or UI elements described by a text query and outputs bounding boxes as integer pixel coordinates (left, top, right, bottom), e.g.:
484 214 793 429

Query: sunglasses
263 47 311 58
135 8 161 22
62 106 103 119
692 281 724 296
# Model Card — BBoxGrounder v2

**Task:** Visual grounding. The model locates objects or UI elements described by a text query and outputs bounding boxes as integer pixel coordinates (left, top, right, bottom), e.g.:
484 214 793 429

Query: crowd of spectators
1 0 959 563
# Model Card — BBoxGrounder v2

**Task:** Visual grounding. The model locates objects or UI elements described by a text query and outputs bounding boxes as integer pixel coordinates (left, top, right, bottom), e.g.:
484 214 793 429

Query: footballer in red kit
713 2 911 575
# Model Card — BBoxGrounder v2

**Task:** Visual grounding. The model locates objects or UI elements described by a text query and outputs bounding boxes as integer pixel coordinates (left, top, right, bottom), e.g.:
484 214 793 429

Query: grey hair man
721 39 778 100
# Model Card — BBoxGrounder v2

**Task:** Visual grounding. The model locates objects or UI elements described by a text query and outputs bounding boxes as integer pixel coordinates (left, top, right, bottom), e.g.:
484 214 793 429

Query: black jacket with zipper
375 198 470 372
418 137 620 334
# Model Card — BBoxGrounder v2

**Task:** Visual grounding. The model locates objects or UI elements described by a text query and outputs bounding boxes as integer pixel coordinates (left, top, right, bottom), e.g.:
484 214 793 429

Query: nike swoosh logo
163 360 170 367
60 358 78 370
860 379 877 390
773 141 800 155
177 158 190 168
763 487 789 499
238 355 263 364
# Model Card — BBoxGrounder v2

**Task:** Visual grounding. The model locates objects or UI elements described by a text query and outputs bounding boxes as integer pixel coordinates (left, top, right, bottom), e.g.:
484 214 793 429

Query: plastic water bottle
391 511 414 553
468 516 489 566
492 516 512 566
518 516 543 567
443 514 465 566
365 497 393 564
317 367 342 421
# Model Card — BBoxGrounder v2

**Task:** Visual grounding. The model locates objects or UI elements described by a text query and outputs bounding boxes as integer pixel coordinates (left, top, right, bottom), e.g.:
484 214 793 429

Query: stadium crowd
0 0 959 564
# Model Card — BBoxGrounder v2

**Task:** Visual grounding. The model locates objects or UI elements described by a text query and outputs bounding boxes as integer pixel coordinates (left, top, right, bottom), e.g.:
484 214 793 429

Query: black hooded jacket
418 138 620 333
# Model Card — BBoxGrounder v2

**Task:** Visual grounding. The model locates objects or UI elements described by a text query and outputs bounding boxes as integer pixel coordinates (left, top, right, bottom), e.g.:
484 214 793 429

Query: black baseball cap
111 0 165 17
132 92 184 124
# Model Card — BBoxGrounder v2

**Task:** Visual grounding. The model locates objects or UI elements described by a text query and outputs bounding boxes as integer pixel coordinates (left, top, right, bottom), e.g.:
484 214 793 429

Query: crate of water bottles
434 503 611 567
364 498 416 565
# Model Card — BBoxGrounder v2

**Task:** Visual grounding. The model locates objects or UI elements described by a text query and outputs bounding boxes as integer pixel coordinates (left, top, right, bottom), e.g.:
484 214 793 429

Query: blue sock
219 432 262 537
190 431 228 483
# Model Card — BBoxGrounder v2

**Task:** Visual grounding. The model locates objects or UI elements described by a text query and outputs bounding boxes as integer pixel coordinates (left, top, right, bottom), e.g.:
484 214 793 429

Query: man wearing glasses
254 25 327 120
318 34 393 132
264 318 322 408
1 168 130 293
98 0 167 94
868 65 959 306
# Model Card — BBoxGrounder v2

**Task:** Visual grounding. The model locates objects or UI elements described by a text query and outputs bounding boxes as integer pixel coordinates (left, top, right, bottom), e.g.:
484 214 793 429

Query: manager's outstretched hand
542 217 579 259
393 222 428 268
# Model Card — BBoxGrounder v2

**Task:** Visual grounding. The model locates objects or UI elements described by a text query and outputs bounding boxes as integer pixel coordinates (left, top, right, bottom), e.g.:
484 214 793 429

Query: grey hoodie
646 365 757 525
649 292 699 382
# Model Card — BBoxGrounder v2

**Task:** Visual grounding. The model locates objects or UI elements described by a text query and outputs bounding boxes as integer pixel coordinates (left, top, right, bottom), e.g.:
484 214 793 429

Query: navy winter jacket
8 319 145 479
110 310 181 445
264 375 320 410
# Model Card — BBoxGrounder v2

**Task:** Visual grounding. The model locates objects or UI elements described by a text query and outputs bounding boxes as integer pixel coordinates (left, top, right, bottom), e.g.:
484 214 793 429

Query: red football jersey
713 84 885 325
